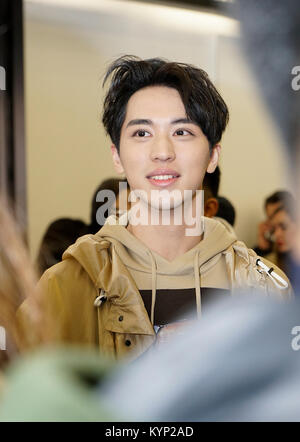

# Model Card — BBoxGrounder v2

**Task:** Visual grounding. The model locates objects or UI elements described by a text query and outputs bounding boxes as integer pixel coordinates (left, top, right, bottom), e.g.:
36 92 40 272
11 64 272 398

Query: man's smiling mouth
146 169 180 187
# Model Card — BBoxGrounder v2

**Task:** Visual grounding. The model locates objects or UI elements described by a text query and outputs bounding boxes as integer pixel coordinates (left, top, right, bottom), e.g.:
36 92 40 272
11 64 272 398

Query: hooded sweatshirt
97 215 236 326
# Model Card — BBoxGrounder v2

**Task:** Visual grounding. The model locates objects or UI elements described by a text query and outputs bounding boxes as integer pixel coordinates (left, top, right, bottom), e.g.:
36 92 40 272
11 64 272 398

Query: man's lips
146 170 180 187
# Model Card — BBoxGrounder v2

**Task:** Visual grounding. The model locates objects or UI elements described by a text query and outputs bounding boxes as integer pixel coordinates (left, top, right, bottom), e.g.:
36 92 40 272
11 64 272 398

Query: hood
97 215 237 275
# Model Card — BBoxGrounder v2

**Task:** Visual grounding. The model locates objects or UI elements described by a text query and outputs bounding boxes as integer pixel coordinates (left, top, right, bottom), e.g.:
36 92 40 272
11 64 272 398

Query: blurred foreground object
0 347 116 422
0 197 38 369
238 0 300 166
102 295 300 421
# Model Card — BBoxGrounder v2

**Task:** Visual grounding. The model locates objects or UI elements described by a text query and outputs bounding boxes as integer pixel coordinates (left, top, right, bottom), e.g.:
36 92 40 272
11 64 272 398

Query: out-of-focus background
1 0 292 260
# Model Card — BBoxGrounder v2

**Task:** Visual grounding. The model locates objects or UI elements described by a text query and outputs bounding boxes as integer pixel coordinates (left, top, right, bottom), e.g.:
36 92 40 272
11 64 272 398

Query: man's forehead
121 85 197 129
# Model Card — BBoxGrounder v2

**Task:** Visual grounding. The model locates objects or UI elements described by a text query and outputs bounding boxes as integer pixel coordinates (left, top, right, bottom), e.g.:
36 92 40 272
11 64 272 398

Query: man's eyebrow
125 118 197 128
171 118 196 125
126 119 153 128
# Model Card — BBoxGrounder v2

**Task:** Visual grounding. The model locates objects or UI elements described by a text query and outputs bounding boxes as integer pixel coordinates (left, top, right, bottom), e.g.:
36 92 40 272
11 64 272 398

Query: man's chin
149 200 183 211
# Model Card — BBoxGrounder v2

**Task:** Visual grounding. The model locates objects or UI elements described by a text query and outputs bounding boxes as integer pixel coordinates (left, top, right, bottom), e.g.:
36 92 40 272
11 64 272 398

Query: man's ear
204 197 219 218
207 144 221 173
111 144 125 174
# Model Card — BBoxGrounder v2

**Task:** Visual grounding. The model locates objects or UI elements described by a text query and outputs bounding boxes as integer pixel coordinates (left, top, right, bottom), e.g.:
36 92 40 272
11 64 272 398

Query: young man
18 56 291 360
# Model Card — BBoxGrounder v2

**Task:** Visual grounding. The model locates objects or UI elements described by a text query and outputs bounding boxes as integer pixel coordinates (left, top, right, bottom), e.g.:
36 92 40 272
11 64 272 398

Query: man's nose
150 135 176 162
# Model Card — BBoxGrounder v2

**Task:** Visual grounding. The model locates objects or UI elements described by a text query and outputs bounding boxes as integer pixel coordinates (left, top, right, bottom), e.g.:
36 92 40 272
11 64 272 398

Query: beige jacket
17 217 292 361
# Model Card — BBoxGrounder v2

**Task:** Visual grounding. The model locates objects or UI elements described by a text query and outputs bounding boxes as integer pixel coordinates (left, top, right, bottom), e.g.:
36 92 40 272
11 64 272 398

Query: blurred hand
257 220 273 251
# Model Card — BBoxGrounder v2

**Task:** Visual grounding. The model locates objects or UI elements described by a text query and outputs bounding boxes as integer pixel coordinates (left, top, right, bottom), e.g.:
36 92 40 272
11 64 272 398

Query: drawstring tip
256 258 289 289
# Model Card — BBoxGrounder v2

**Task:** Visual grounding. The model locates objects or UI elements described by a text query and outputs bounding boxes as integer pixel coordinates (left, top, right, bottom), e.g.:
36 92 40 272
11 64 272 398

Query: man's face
111 86 219 211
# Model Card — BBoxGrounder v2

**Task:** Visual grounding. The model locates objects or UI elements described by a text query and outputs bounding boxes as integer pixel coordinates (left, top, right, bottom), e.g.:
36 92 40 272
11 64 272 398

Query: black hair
36 218 89 275
269 196 297 223
265 190 295 210
102 55 229 152
216 196 236 227
203 166 221 198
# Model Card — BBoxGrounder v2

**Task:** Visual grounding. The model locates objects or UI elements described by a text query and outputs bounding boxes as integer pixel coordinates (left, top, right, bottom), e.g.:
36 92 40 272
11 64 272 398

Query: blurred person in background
36 218 89 276
203 167 236 228
88 177 128 234
266 197 297 283
216 196 236 227
253 191 295 257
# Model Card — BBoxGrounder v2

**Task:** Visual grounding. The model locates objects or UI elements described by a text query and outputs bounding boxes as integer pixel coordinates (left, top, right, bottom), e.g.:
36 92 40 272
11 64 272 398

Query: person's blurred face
265 202 282 220
270 209 297 254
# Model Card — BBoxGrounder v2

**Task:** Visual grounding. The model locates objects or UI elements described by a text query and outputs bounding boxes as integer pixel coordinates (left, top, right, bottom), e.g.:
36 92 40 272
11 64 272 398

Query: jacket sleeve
257 255 294 300
226 242 293 300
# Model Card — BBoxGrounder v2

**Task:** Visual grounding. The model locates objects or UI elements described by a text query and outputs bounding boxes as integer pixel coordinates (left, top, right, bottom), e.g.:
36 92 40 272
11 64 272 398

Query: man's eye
175 129 191 136
134 130 151 137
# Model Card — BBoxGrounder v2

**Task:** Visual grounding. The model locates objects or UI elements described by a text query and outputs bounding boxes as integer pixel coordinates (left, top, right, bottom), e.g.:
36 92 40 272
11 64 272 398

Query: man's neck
126 202 203 261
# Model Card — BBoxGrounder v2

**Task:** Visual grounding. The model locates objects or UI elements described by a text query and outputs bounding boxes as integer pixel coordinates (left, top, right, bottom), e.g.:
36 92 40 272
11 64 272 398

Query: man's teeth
150 175 177 180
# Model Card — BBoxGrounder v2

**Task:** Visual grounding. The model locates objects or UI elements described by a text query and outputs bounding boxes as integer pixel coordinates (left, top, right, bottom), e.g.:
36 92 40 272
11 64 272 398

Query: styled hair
102 55 229 152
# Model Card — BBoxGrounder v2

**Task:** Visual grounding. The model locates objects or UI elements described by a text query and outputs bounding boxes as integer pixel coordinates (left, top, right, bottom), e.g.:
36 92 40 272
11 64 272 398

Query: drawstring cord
148 249 202 324
148 250 157 325
194 251 201 318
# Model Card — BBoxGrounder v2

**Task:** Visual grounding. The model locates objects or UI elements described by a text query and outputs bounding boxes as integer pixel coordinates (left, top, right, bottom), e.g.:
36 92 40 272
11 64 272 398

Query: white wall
24 0 290 259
